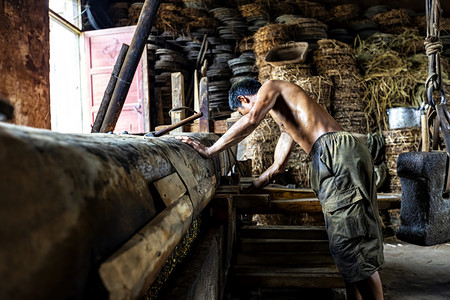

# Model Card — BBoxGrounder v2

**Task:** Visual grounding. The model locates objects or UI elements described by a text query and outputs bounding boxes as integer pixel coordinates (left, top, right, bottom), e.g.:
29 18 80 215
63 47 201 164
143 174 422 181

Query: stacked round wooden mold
237 3 268 33
228 52 258 84
210 7 248 41
314 39 368 133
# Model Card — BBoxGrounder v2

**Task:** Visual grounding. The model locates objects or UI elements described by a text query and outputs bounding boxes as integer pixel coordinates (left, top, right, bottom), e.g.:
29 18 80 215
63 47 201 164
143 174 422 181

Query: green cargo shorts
309 132 384 283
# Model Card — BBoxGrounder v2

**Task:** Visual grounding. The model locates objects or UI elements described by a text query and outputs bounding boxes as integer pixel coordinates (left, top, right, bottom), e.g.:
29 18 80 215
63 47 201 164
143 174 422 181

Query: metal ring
427 85 436 108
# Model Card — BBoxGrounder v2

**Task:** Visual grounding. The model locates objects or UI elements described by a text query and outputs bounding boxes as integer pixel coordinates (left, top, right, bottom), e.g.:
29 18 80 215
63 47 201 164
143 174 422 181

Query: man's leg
352 271 384 300
345 281 362 300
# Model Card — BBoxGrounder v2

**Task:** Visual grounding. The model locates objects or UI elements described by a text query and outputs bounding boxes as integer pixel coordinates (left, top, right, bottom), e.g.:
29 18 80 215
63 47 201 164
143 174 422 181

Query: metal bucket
387 107 421 129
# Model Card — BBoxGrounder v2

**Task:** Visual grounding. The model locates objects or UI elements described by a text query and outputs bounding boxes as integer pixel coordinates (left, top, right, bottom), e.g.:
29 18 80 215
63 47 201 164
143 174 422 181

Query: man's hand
176 136 211 158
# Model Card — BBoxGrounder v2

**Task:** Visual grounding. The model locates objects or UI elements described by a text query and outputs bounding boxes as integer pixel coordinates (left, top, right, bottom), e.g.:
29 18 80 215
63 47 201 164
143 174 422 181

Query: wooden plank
215 185 241 194
270 198 322 213
99 195 194 299
233 194 270 210
239 225 328 240
234 266 344 289
170 72 185 133
263 186 316 200
236 252 335 266
153 172 186 207
240 238 330 253
233 191 400 214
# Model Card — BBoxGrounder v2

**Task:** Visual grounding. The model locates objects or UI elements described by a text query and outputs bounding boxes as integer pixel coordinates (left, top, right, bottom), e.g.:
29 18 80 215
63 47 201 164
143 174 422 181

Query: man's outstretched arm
177 81 280 157
249 131 295 190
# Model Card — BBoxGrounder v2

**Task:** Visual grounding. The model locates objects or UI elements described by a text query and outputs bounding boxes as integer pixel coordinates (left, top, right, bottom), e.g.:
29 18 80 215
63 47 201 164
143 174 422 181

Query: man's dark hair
228 78 262 111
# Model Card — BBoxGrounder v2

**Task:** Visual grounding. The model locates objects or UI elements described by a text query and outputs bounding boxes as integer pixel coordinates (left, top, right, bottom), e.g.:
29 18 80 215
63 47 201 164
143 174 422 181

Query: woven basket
383 128 421 192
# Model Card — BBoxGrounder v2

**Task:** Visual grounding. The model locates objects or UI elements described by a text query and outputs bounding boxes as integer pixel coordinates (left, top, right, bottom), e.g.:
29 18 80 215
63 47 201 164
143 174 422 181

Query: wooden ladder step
239 238 330 253
236 252 335 266
239 225 328 240
234 265 345 289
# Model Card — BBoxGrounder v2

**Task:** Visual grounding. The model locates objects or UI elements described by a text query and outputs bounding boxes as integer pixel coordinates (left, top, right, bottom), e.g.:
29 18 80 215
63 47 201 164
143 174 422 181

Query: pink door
84 26 145 133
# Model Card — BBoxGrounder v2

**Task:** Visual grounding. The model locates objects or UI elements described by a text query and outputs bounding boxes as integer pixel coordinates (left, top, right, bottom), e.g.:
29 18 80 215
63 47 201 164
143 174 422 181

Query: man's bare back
264 80 343 154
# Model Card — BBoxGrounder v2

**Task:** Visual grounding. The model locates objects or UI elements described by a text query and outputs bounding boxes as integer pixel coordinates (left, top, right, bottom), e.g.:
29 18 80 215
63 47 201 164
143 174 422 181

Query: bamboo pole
100 0 162 133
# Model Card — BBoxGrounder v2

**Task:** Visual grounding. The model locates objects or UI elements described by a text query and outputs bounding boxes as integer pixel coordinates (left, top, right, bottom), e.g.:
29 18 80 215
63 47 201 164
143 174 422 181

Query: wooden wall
0 0 50 129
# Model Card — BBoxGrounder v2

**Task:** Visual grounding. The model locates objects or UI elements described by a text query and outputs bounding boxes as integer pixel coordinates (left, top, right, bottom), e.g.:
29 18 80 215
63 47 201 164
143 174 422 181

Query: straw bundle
268 0 300 18
181 8 217 32
313 39 360 77
372 9 411 33
270 71 332 113
156 3 185 33
239 36 254 52
271 64 313 82
296 0 331 21
331 4 360 23
296 76 333 113
238 3 267 18
383 128 420 193
253 24 290 58
355 32 433 131
254 24 291 83
257 63 273 84
414 16 450 36
129 3 144 25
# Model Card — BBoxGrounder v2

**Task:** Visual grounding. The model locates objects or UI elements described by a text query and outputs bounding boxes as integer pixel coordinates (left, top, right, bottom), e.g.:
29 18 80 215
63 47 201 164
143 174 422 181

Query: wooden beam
171 72 185 133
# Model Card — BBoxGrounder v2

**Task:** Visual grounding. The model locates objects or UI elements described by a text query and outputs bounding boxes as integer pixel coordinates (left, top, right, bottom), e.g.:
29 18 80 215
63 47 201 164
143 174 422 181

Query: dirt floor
381 237 450 300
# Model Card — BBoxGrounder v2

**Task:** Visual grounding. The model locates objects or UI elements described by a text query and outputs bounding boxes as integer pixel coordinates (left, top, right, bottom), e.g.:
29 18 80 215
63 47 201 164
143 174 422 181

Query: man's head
228 78 262 115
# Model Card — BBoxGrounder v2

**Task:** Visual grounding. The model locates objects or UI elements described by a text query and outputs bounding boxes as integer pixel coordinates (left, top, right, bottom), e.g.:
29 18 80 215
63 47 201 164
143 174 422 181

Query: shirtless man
177 79 384 300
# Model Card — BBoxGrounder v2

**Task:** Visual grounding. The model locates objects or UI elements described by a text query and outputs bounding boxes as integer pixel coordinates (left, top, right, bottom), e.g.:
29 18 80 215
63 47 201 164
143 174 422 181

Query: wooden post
155 87 164 125
171 72 185 133
91 44 129 133
100 0 162 133
194 70 199 113
421 114 429 152
199 77 210 133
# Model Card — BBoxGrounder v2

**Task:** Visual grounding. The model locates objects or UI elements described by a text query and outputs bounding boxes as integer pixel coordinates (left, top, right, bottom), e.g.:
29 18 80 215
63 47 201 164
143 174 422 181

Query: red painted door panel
84 26 144 133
